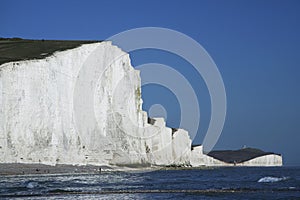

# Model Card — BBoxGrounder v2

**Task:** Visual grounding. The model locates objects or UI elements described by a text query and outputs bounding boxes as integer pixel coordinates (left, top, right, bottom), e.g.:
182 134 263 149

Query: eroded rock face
0 42 194 166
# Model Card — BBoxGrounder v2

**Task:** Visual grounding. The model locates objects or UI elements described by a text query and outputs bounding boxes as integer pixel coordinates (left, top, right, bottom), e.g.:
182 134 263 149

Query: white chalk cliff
0 41 282 167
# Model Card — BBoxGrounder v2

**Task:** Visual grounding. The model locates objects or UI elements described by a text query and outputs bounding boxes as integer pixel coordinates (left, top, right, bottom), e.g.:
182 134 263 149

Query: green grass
0 38 101 65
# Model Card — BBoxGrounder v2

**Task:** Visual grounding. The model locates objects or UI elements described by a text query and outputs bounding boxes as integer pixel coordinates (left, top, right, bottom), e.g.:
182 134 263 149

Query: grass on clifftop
0 38 101 65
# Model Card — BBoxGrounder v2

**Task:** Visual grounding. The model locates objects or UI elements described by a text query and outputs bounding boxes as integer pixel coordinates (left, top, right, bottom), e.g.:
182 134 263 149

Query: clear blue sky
1 0 300 165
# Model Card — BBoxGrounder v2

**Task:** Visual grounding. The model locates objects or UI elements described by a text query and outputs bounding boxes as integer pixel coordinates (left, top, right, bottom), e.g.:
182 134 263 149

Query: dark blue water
0 167 299 199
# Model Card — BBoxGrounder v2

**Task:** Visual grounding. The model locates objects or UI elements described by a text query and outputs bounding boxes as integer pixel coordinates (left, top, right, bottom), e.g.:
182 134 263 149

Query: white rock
0 42 282 167
0 42 193 167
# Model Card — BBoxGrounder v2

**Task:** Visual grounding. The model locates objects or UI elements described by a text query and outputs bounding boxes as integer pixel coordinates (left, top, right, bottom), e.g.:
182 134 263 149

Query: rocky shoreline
0 163 218 176
0 163 111 176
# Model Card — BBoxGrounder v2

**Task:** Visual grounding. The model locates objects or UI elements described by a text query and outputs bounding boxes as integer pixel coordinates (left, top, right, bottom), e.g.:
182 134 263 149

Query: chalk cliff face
0 42 193 166
0 40 282 167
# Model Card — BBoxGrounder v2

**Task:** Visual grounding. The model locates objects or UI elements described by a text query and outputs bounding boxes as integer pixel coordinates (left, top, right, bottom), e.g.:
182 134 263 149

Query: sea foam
258 176 289 183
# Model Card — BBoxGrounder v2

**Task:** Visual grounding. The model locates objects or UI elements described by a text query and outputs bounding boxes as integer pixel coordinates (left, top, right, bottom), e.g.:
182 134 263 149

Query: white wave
26 181 38 189
258 176 289 183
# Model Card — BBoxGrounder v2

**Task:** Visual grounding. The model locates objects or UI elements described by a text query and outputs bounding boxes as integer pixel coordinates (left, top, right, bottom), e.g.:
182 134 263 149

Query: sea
0 167 299 199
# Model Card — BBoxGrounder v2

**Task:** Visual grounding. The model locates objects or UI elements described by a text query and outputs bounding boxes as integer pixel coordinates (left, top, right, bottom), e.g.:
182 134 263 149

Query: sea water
0 167 299 199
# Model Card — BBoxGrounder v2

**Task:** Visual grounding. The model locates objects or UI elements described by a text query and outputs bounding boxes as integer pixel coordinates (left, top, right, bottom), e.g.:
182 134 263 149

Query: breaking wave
26 181 38 189
258 176 290 183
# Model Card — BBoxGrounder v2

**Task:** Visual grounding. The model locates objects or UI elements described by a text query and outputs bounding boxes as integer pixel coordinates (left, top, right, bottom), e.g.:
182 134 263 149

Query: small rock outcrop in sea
0 39 282 167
